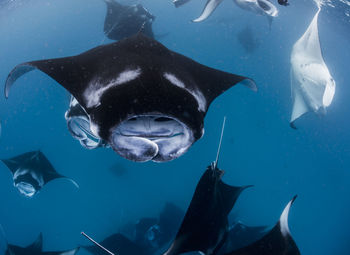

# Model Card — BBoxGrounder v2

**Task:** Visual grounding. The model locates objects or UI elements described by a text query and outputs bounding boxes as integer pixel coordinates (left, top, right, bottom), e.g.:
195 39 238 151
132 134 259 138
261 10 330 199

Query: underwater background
0 0 349 254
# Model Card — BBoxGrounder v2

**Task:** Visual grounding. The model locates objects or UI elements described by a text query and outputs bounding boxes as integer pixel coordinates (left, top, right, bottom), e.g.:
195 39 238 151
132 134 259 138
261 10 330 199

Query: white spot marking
163 72 206 112
84 68 141 108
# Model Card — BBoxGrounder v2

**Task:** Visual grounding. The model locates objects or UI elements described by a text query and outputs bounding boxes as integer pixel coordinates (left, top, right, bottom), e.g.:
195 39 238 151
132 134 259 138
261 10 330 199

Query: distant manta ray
5 34 256 162
290 5 335 128
173 0 278 23
102 0 155 41
1 150 79 197
4 232 79 255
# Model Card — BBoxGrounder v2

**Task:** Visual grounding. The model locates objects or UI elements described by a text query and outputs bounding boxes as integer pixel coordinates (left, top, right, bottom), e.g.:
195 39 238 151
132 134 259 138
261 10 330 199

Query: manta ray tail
173 0 192 8
214 116 226 169
81 232 115 255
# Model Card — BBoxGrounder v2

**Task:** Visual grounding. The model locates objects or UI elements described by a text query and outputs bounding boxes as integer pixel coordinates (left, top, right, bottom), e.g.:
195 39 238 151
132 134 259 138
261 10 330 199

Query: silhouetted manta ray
220 221 267 252
164 118 252 255
82 202 184 255
5 232 79 255
1 150 79 197
83 233 150 255
5 34 256 162
103 0 155 41
225 196 300 255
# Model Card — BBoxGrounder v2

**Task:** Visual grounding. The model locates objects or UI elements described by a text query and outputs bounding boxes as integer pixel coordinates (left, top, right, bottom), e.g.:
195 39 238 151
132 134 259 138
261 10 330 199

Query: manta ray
83 233 150 255
220 221 267 252
163 163 251 255
102 0 155 41
225 196 300 255
163 118 252 255
290 7 335 128
173 0 278 23
5 233 79 255
5 34 256 162
1 150 79 197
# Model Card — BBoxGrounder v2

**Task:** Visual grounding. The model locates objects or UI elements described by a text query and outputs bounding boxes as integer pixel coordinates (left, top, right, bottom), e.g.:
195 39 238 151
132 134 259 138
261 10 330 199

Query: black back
164 164 250 255
5 34 256 144
1 151 63 184
103 0 155 40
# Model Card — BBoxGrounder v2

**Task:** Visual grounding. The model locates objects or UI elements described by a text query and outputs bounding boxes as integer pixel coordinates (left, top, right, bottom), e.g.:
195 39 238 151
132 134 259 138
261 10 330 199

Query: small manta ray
1 150 79 197
290 6 335 128
65 96 107 149
237 25 260 54
173 0 278 24
82 233 150 255
5 34 256 162
220 221 267 252
225 196 300 255
164 118 252 255
5 232 79 255
277 0 289 6
103 0 155 41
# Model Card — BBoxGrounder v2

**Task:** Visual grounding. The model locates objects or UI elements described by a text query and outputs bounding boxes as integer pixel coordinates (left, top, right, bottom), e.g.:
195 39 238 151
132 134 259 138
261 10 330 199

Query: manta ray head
109 114 196 162
13 168 43 197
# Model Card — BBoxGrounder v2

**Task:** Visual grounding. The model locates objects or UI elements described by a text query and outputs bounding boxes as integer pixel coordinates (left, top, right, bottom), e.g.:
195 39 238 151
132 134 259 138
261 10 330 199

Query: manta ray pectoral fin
27 232 43 251
176 53 257 106
173 0 192 8
192 0 224 22
61 177 80 189
290 87 309 129
5 57 88 107
279 195 297 237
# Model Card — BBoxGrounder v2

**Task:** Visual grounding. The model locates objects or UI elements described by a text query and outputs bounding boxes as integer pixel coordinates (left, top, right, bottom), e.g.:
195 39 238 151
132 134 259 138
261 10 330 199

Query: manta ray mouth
15 182 37 197
110 115 195 162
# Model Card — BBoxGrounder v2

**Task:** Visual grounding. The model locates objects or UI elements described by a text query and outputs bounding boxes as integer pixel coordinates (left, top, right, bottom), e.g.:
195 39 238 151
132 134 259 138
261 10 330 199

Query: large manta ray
1 150 79 197
173 0 278 23
290 6 335 128
163 162 251 255
5 233 79 255
225 196 300 255
102 0 155 41
5 34 256 162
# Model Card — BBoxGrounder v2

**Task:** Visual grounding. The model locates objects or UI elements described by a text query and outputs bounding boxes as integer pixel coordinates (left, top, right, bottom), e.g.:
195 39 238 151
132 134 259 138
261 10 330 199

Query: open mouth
110 115 194 162
15 182 37 197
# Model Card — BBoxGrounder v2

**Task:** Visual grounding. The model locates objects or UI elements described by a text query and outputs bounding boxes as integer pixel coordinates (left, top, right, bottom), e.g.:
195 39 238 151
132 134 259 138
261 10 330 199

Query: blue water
0 0 349 254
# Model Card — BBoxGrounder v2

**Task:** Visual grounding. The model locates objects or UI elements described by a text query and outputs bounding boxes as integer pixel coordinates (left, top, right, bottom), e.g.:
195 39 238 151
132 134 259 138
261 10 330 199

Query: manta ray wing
5 34 255 162
225 196 300 255
192 0 224 22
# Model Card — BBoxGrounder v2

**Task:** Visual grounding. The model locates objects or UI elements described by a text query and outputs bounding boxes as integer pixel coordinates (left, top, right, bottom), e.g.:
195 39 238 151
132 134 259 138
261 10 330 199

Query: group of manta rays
0 0 336 254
